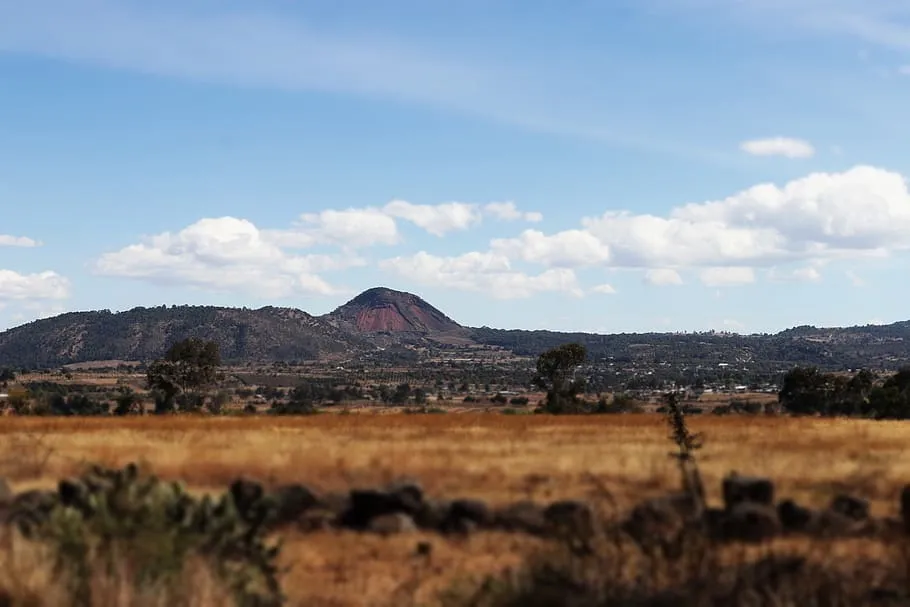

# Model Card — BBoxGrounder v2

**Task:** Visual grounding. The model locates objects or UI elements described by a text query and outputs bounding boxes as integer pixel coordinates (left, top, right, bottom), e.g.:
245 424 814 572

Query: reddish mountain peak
327 287 462 334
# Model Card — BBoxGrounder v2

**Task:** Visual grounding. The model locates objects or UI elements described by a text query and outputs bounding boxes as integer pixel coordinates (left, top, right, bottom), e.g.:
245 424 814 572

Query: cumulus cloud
0 270 70 301
383 200 482 236
698 266 756 287
379 251 584 299
574 165 910 273
644 269 683 286
269 208 399 249
0 235 39 247
95 217 362 297
490 229 611 268
739 137 816 158
591 283 617 294
483 201 543 223
767 266 822 283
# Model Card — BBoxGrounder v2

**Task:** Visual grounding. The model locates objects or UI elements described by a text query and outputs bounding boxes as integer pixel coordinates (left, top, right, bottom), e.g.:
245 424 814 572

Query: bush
509 397 530 406
10 463 283 606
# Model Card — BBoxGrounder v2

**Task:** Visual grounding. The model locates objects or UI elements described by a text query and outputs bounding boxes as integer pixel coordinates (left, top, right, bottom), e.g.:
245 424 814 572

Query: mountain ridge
1 288 910 369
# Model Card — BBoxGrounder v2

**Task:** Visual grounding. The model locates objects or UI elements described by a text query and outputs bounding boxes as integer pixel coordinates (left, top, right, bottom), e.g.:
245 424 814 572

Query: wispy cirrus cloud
0 0 738 164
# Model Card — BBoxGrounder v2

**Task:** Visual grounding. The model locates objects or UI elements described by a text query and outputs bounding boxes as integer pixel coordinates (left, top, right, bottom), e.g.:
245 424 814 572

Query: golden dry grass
1 414 908 605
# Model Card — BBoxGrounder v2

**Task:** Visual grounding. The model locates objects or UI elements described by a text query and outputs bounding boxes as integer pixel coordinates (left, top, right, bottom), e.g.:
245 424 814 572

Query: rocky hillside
324 287 465 335
3 287 910 371
0 305 375 368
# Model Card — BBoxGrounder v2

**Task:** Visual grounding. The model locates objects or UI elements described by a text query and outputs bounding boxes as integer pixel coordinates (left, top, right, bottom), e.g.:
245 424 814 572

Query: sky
2 0 910 335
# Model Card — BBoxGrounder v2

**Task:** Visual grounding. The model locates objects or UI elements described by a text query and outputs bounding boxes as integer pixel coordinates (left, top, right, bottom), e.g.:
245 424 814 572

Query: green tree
146 338 221 413
0 368 15 386
113 387 143 416
533 343 587 414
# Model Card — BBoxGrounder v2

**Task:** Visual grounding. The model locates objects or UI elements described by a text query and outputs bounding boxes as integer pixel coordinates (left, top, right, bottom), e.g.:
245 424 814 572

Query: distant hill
2 288 910 371
324 287 464 334
0 305 374 368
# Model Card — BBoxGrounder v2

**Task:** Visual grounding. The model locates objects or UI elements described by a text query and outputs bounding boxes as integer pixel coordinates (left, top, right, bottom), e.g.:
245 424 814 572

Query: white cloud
0 270 70 301
740 137 816 159
698 266 756 287
382 200 482 236
379 251 583 299
483 201 543 223
845 269 866 287
644 268 683 286
269 208 400 249
575 165 910 274
0 235 40 247
591 283 617 294
490 229 611 268
95 217 362 297
767 266 822 283
899 65 910 75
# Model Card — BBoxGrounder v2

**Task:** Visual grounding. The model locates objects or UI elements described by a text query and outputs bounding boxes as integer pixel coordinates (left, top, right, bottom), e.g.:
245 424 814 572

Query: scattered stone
442 499 492 534
229 478 265 518
777 499 814 532
412 499 450 531
495 500 547 535
297 508 337 532
386 478 424 515
719 502 780 543
544 500 596 537
368 512 417 535
830 494 869 522
623 493 698 545
271 484 319 525
722 473 775 510
901 485 910 533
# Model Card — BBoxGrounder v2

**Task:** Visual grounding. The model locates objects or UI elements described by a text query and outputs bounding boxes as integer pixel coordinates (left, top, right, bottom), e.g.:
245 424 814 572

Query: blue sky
2 0 910 334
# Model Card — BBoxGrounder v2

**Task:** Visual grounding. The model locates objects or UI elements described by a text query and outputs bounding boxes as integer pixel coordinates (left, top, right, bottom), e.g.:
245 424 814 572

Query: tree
113 388 143 416
533 343 587 414
0 368 15 386
778 366 831 415
146 338 221 413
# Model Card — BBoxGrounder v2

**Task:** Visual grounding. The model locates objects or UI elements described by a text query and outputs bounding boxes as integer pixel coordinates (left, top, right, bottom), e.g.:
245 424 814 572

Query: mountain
3 287 910 371
324 287 465 335
0 305 374 368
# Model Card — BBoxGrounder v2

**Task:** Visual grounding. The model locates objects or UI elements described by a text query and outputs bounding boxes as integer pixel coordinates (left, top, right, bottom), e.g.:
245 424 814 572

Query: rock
229 478 265 518
386 479 424 515
777 499 814 532
544 500 596 537
901 485 910 532
442 499 492 534
495 500 547 535
271 484 319 525
412 499 450 531
719 503 780 543
297 508 338 532
829 494 869 522
623 493 698 545
809 509 865 538
368 513 418 535
722 473 775 510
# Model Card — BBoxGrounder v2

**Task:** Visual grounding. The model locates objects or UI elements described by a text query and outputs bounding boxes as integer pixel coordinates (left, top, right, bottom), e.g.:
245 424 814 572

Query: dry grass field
1 413 909 605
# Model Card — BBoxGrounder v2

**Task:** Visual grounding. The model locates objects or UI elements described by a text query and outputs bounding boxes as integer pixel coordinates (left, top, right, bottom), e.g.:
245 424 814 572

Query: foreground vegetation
2 413 910 605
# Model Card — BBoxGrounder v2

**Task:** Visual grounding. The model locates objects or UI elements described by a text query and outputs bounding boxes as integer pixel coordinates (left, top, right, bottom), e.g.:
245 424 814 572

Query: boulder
722 473 775 510
442 499 492 534
368 513 418 535
719 502 780 543
777 499 814 532
495 500 547 535
623 493 698 545
270 484 319 525
544 500 596 538
829 494 869 522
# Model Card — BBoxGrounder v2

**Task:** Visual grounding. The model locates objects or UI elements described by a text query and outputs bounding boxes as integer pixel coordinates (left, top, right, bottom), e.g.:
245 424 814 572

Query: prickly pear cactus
10 463 284 607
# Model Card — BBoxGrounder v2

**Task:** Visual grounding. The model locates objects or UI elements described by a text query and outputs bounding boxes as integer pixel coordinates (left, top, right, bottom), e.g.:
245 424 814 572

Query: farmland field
1 413 908 606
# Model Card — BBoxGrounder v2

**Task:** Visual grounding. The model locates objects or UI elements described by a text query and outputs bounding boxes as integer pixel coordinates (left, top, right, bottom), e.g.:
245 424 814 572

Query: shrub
10 463 284 606
509 397 530 406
